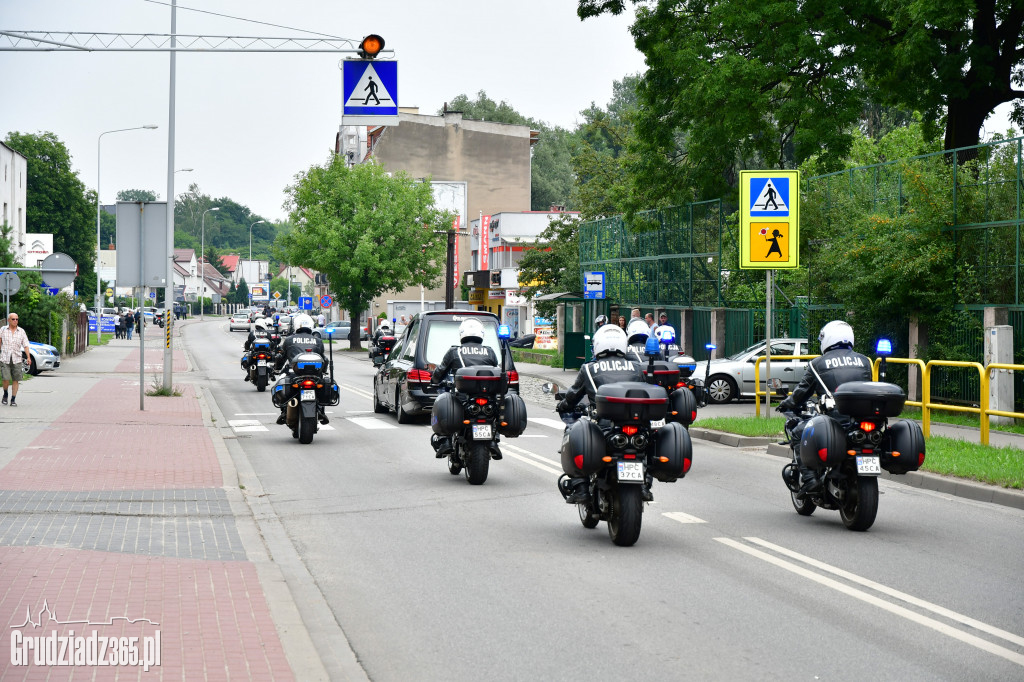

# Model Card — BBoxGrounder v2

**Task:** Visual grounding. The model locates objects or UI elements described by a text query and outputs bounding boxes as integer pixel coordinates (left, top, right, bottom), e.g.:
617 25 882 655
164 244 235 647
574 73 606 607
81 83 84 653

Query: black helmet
595 315 608 329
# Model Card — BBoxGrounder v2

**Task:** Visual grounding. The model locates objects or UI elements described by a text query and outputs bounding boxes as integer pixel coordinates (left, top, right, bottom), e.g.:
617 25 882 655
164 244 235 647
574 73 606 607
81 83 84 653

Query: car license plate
617 461 644 482
856 455 881 475
257 359 267 367
472 424 493 440
301 389 316 402
650 419 665 429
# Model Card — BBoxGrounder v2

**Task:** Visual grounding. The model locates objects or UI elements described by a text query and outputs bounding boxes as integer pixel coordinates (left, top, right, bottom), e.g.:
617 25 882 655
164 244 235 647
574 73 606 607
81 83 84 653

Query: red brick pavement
0 381 219 491
114 349 189 374
0 547 293 681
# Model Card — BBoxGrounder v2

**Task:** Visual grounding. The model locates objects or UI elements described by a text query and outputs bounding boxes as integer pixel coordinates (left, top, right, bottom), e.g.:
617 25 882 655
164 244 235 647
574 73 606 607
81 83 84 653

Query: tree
280 157 450 347
4 131 97 294
235 278 250 305
578 0 1024 199
116 189 158 202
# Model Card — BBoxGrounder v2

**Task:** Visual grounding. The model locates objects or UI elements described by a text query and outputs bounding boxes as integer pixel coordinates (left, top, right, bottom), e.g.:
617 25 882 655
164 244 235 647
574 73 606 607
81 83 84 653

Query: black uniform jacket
432 343 499 383
244 329 270 350
561 355 645 410
787 347 873 407
282 333 325 366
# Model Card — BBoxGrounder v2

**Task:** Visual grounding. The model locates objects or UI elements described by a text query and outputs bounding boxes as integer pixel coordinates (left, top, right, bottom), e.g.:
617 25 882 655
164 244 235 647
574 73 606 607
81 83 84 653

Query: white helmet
459 318 485 343
593 325 628 358
819 320 854 352
626 318 649 344
253 318 267 331
655 324 677 344
293 314 315 333
379 322 391 331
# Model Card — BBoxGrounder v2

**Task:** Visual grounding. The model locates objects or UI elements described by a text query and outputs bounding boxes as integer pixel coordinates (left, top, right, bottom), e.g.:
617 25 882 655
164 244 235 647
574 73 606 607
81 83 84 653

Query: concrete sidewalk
0 322 327 680
513 360 1024 511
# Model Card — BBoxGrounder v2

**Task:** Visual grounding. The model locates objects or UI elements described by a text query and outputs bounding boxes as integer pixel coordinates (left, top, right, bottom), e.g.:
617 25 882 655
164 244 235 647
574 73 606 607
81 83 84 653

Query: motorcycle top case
834 381 906 418
561 418 606 477
799 414 847 470
668 387 697 426
499 393 528 437
454 366 508 395
253 339 271 351
650 421 693 482
595 382 668 423
293 352 324 374
641 360 680 390
883 419 925 474
431 391 464 435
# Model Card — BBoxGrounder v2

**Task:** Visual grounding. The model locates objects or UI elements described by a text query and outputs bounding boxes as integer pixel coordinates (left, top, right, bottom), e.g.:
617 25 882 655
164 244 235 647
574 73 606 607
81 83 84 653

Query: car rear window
423 318 501 365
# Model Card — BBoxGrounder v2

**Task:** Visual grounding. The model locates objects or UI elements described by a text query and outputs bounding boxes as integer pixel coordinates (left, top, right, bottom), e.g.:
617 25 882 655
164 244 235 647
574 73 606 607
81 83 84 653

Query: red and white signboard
480 215 491 271
452 215 460 289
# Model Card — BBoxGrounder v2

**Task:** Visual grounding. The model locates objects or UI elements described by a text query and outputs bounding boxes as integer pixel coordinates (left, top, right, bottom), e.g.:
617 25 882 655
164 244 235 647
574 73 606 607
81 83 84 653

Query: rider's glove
777 398 794 413
556 400 570 413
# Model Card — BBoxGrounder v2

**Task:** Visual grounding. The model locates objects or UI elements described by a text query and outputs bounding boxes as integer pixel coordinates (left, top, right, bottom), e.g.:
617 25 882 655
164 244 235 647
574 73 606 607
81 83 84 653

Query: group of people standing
113 310 139 340
599 308 671 336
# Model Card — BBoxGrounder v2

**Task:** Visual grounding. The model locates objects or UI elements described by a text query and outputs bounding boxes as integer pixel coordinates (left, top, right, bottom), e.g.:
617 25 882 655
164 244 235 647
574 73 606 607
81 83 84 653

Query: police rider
242 318 271 381
275 314 328 425
556 324 648 503
429 318 500 457
777 320 873 496
594 314 608 330
624 318 652 363
372 321 392 346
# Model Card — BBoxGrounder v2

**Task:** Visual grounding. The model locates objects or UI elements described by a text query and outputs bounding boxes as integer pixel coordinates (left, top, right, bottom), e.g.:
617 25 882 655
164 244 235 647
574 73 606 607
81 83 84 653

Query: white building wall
0 142 28 263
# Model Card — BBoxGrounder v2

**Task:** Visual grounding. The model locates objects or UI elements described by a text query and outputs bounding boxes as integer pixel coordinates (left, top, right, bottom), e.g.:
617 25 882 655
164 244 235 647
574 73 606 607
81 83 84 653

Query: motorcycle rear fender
300 400 318 419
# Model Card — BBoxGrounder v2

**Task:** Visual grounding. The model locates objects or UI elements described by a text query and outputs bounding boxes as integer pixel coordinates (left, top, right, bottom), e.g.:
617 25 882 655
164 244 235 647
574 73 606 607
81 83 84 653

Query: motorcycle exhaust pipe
288 397 299 408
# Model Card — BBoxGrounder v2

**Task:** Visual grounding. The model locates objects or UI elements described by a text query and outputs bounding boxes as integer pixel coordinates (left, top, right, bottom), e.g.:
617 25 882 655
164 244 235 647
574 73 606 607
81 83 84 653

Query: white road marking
529 417 568 430
347 417 397 430
502 442 562 474
663 511 706 524
234 413 278 416
346 410 374 414
515 434 548 438
342 385 373 399
745 537 1024 649
229 419 264 428
716 537 1024 668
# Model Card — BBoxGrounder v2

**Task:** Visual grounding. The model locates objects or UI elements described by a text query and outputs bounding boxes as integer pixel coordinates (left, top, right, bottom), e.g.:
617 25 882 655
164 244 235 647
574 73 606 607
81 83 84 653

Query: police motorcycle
430 324 527 485
778 339 926 531
642 325 700 429
369 324 397 362
547 333 693 547
241 319 275 392
270 315 340 445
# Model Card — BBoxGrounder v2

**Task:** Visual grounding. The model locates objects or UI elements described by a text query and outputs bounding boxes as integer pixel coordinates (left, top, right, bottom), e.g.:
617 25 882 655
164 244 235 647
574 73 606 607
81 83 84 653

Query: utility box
985 325 1014 425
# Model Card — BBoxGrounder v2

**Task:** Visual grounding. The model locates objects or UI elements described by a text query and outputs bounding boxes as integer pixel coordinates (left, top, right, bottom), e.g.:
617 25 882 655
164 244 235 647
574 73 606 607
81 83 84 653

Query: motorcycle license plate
617 461 644 482
301 389 316 402
650 419 665 429
257 359 267 367
472 424 493 440
856 455 881 475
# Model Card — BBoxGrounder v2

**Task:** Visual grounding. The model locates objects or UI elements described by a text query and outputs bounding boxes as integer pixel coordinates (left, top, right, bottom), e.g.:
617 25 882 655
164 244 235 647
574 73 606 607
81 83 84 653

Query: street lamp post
200 207 220 321
249 220 265 293
95 124 158 343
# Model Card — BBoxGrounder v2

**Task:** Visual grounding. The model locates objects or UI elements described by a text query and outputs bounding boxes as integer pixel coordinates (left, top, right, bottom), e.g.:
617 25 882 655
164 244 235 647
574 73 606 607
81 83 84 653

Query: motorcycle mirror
542 382 559 394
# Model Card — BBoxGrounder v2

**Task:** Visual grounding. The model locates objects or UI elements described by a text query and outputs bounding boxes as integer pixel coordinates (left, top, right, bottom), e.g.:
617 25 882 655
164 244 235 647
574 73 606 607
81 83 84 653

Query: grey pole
139 202 146 411
163 0 177 390
249 219 264 297
200 207 220 321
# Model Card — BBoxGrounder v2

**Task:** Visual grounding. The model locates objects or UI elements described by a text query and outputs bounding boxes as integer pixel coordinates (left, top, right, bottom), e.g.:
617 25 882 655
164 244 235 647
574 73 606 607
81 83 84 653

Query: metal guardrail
753 355 819 417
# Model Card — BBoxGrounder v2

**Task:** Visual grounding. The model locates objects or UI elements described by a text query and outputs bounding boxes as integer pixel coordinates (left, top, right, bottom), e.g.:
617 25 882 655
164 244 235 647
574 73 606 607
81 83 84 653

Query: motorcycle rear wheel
297 415 316 444
607 484 643 546
578 502 599 529
464 442 490 485
840 476 878 531
791 490 817 516
256 374 267 392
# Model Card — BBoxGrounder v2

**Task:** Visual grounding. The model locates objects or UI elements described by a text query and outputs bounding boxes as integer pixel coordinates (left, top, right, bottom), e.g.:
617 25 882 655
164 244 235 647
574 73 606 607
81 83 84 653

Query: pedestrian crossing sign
342 60 399 125
739 170 799 269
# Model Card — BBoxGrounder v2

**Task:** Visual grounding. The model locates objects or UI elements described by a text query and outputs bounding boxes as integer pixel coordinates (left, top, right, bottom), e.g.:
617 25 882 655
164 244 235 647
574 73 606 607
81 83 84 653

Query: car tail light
408 369 432 384
507 370 519 386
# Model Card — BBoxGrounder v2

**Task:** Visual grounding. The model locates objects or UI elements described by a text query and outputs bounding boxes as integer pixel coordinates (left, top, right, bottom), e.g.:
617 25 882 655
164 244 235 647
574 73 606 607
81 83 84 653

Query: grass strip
696 415 786 437
897 406 1024 435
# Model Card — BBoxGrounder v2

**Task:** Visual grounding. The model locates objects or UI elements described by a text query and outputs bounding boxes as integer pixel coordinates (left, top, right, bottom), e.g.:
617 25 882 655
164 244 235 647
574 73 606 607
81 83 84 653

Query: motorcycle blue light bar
645 337 661 355
659 327 676 343
876 338 893 355
705 343 717 351
498 324 511 339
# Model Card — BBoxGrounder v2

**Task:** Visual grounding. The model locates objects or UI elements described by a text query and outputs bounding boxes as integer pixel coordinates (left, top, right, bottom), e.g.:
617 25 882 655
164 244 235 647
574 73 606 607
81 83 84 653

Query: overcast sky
1 0 646 222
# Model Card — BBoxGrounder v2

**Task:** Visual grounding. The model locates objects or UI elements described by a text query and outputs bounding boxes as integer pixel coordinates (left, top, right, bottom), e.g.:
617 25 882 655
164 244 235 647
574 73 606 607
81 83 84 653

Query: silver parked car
26 341 60 375
692 338 812 404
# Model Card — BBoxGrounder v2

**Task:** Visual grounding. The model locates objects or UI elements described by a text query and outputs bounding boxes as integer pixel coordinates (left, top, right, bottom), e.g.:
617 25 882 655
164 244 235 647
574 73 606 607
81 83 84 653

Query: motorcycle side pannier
799 415 847 470
669 387 697 426
642 361 680 391
883 419 925 474
431 392 464 435
454 366 508 395
834 381 906 419
561 419 606 476
595 382 668 423
271 377 290 408
650 421 693 482
499 393 528 437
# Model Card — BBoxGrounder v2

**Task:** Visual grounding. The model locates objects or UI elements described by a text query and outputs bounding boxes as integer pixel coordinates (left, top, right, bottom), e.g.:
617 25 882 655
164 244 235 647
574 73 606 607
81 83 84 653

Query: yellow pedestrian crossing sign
740 170 799 268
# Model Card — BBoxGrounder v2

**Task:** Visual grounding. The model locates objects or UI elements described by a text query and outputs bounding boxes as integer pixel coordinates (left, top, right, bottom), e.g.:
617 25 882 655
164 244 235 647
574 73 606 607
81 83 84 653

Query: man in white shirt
0 312 31 406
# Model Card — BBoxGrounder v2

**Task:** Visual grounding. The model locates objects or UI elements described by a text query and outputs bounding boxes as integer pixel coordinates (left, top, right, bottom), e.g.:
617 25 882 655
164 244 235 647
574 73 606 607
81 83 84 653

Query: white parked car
26 341 60 375
691 338 812 404
228 313 251 332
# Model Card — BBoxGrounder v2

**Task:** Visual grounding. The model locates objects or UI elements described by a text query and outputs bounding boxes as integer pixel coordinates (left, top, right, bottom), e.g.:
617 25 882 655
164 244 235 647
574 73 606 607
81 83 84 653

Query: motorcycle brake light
622 425 639 436
301 379 316 389
623 454 636 459
860 421 876 432
475 398 488 406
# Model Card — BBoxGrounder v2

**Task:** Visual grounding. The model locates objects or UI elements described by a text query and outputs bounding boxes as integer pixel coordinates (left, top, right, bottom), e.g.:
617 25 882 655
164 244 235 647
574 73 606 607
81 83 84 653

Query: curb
689 427 776 448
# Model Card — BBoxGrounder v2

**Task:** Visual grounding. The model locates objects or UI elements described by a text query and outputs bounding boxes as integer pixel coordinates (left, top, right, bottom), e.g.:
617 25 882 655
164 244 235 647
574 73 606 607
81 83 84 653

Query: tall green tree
516 216 583 319
4 131 97 294
280 157 451 347
441 91 574 210
116 189 158 202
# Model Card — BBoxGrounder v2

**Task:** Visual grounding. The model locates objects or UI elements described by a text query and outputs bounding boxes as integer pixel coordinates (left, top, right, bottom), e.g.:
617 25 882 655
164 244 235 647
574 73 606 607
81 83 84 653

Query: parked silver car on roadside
692 338 812 403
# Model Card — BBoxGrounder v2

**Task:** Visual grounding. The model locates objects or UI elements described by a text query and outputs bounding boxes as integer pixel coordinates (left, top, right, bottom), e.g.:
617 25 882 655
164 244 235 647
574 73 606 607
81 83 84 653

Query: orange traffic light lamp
358 34 385 59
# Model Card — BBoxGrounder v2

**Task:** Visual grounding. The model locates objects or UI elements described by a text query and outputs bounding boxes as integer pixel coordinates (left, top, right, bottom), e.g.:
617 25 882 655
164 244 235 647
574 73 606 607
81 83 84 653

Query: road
191 319 1024 681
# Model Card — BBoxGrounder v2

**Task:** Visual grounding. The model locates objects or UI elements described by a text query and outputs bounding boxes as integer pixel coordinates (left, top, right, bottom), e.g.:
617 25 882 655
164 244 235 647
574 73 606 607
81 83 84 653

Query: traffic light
358 34 385 59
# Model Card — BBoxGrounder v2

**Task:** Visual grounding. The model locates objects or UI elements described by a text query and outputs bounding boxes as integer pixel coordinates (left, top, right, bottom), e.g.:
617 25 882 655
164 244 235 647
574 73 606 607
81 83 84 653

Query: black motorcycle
242 338 274 392
369 333 396 361
779 380 925 531
547 379 692 547
639 334 699 429
271 344 340 445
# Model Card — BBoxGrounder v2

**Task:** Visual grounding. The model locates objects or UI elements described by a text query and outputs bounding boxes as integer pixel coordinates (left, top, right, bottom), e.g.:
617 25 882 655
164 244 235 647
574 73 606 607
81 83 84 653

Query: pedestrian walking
117 313 126 339
0 312 31 407
125 310 135 340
